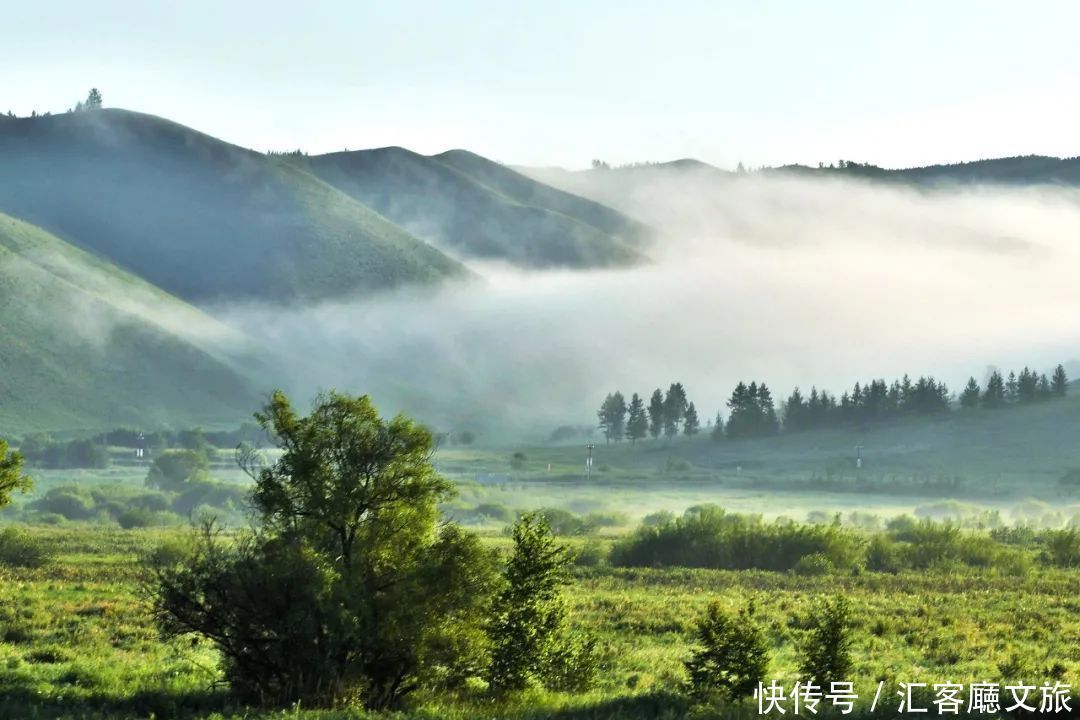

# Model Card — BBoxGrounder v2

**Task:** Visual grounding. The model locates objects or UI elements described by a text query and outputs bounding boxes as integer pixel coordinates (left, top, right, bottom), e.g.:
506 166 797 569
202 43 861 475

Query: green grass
1 525 1078 719
0 213 259 432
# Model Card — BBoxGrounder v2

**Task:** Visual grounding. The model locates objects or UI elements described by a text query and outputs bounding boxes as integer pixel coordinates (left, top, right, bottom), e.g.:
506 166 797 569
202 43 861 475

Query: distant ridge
0 109 467 304
301 147 649 269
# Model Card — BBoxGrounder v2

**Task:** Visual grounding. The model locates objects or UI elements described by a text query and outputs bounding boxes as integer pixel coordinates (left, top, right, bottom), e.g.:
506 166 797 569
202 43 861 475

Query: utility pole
585 443 594 482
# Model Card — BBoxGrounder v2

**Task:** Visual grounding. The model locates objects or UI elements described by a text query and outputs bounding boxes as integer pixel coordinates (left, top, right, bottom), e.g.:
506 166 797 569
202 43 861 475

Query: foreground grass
2 527 1079 719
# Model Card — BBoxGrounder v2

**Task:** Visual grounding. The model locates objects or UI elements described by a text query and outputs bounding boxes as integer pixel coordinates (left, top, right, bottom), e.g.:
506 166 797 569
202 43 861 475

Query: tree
797 596 853 687
685 600 769 702
86 88 103 110
145 449 209 491
959 377 981 409
982 371 1006 409
1053 364 1068 397
625 393 649 444
153 391 499 709
663 383 688 438
711 413 725 442
0 439 31 511
683 402 700 436
647 389 665 440
597 392 628 444
487 513 596 693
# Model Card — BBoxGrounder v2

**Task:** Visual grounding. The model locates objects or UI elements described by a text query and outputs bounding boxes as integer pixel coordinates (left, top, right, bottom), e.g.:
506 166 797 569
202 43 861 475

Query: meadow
4 402 1080 719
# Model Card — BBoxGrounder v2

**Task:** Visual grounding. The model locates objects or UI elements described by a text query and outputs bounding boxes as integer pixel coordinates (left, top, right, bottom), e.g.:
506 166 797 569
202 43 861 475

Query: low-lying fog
217 173 1080 438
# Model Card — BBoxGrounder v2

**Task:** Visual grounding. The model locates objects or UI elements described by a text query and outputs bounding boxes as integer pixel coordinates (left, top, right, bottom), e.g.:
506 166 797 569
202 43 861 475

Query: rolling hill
0 109 467 304
301 147 648 268
0 213 260 432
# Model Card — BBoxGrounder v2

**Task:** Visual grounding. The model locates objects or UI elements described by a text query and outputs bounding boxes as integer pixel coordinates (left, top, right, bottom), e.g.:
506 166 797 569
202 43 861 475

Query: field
5 397 1080 719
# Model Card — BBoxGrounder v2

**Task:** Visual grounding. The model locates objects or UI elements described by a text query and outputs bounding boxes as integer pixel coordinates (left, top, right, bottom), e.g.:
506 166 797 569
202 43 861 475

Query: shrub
612 506 862 572
146 450 210 492
865 535 902 573
0 438 31 510
487 512 597 693
642 510 676 527
1041 529 1080 568
573 540 609 568
793 552 833 576
685 601 769 702
797 597 854 686
0 528 52 567
34 487 94 520
535 507 592 536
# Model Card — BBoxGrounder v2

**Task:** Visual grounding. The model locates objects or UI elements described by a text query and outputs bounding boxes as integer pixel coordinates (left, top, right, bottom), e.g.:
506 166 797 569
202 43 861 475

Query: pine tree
1017 367 1038 404
1052 364 1068 397
1037 373 1052 400
959 377 980 409
783 387 807 432
86 88 103 110
647 389 664 440
596 392 627 444
1005 371 1019 403
711 413 724 442
663 383 688 438
756 384 780 435
982 371 1005 409
683 402 700 436
625 393 648 444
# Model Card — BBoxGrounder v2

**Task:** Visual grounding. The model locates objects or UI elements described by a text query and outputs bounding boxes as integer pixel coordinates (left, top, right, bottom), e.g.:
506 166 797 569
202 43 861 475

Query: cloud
215 174 1080 439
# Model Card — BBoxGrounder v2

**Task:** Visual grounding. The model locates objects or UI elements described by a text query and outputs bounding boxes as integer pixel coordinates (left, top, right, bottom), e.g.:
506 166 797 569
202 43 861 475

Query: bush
797 597 854 686
793 552 833 576
1041 529 1080 568
487 513 597 693
34 487 94 520
685 601 769 702
573 540 609 568
20 435 108 469
0 528 52 568
535 507 593 536
612 506 862 572
146 450 210 491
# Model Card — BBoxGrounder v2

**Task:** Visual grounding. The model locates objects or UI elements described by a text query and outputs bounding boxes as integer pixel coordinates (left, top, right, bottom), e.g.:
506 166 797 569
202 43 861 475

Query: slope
0 109 466 304
0 213 260 432
303 147 646 269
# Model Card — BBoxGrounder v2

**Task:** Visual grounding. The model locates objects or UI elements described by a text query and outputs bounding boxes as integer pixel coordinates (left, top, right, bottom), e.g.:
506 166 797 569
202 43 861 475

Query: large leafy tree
154 391 499 709
0 438 31 510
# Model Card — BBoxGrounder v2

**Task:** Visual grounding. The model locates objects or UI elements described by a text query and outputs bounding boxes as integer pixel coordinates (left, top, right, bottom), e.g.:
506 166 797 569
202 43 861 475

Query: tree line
597 364 1069 443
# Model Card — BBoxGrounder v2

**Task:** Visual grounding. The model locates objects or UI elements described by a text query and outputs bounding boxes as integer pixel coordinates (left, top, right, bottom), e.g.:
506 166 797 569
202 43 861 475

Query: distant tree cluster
597 363 1069 445
962 364 1067 410
71 88 103 113
782 374 950 434
598 383 700 444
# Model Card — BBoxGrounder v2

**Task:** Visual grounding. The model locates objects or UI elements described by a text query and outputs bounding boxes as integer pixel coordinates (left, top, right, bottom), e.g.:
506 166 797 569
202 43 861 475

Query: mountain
0 212 259 432
0 109 466 305
301 147 648 269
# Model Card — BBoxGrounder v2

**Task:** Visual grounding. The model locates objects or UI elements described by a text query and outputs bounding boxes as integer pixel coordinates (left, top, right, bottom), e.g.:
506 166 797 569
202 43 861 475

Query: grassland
0 213 258 432
2 523 1079 720
5 400 1080 718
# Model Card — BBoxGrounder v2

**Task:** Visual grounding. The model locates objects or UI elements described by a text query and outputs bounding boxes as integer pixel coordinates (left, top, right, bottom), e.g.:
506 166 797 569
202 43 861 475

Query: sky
4 1 1080 169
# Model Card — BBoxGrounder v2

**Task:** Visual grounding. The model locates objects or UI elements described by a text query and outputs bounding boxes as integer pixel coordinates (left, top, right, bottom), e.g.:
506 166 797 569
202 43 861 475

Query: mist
215 173 1080 440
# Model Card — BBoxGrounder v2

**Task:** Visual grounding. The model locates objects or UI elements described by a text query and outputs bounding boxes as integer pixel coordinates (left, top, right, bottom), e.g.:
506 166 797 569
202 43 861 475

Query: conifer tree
711 413 724 442
683 402 700 436
959 377 980 409
663 383 688 438
625 393 648 444
647 389 664 440
982 371 1006 409
1052 364 1068 397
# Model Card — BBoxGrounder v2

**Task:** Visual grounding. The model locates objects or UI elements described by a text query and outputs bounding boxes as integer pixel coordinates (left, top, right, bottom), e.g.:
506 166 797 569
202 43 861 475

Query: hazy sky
4 1 1080 169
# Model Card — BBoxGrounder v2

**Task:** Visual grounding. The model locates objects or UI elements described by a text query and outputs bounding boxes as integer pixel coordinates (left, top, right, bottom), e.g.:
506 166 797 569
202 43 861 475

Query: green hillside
0 213 260 432
303 147 645 268
0 109 466 304
433 149 654 246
